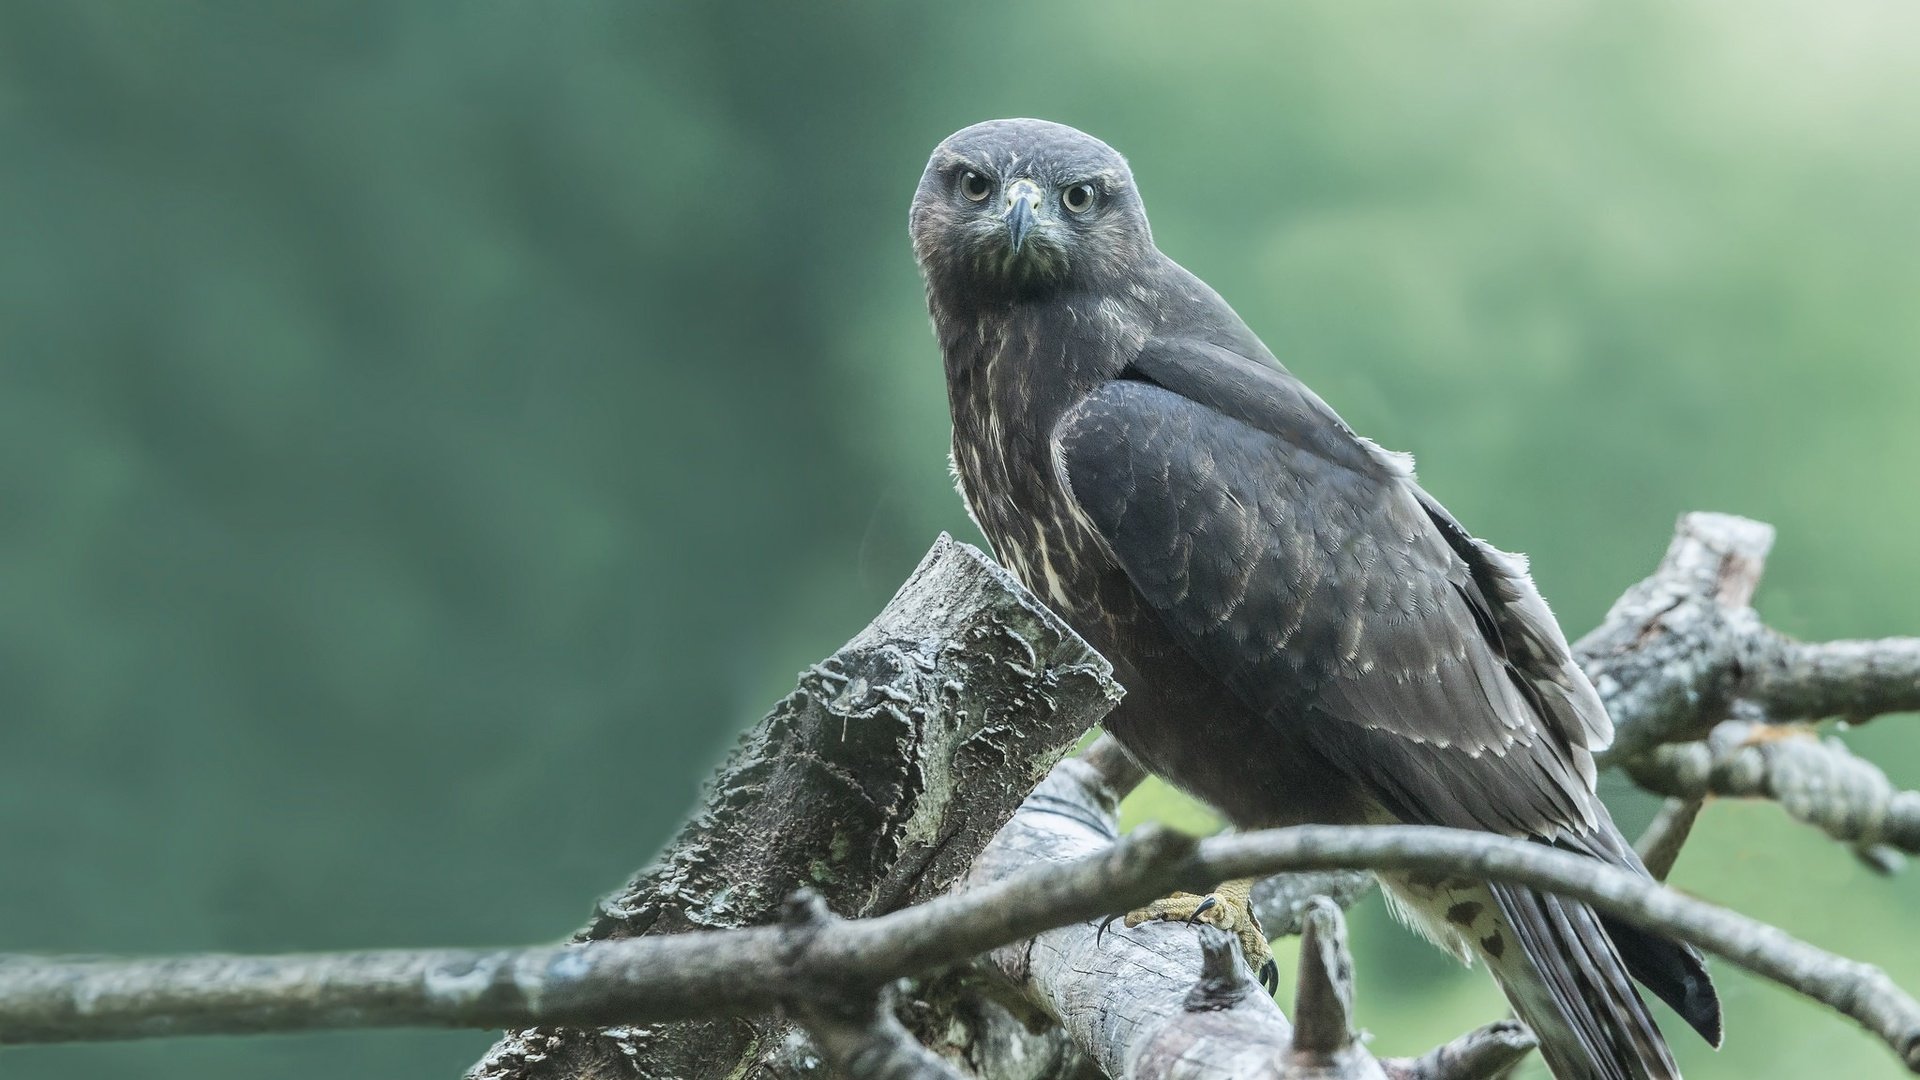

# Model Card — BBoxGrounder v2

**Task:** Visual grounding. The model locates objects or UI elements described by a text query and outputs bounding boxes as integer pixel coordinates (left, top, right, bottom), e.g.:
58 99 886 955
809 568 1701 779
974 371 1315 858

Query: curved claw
1259 957 1279 996
1183 894 1219 927
1096 912 1123 947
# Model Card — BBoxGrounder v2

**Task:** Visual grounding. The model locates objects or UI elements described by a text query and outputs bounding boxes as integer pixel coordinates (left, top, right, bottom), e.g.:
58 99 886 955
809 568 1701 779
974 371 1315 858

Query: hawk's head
911 119 1152 302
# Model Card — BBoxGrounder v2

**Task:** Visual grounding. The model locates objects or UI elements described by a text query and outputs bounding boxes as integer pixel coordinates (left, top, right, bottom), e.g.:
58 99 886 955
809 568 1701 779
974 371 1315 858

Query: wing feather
1054 358 1605 840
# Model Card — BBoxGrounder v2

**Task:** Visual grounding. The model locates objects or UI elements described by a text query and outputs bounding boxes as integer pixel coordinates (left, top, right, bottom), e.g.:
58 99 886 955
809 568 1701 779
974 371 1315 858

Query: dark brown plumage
910 118 1721 1080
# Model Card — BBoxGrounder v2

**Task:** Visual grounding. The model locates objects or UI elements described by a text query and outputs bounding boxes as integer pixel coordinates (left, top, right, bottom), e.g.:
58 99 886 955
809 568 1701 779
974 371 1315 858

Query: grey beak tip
1005 201 1037 253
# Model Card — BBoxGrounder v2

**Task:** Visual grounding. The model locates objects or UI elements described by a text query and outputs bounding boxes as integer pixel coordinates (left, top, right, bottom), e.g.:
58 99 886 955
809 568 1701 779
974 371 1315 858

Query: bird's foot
1111 878 1276 993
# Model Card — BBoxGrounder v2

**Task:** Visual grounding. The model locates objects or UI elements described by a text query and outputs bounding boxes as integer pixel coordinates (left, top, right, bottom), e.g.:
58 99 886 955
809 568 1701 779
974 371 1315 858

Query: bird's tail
1485 880 1679 1080
1383 856 1719 1080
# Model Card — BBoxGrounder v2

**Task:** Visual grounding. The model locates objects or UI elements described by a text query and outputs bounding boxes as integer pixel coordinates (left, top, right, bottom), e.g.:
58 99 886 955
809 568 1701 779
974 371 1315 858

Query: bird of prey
910 119 1721 1080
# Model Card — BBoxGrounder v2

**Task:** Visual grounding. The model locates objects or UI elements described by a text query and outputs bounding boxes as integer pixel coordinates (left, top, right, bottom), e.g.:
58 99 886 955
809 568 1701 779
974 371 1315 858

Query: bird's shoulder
1073 271 1415 485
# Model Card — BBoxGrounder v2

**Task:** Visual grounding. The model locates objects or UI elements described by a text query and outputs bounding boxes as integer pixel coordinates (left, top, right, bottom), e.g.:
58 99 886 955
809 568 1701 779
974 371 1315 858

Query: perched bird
910 119 1721 1080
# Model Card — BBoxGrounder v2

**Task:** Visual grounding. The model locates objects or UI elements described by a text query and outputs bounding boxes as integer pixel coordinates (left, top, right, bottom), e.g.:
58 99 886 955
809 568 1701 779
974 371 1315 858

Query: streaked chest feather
941 298 1148 618
950 442 1089 612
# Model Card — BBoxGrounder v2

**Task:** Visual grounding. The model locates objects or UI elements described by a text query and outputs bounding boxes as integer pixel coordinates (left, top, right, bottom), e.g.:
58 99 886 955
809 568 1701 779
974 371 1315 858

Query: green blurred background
2 2 1917 1077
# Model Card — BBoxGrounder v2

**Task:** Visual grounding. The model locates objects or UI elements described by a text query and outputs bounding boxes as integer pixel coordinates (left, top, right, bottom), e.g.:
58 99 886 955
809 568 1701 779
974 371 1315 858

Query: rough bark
1576 512 1920 760
470 535 1122 1080
1571 512 1920 871
974 760 1303 1080
1627 719 1920 859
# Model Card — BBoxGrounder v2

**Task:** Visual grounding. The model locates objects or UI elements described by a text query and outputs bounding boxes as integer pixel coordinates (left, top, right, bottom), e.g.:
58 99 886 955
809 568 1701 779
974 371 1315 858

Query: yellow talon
1120 879 1275 992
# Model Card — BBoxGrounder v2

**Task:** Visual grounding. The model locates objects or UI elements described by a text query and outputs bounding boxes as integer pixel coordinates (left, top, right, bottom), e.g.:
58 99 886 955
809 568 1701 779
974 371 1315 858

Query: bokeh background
3 2 1918 1077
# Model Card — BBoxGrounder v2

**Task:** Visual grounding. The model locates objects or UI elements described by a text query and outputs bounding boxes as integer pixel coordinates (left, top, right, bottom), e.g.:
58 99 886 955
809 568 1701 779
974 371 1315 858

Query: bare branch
1748 633 1920 725
1082 732 1381 936
1198 826 1920 1072
1579 512 1919 759
6 516 1911 1077
1634 798 1703 882
1569 511 1920 879
773 892 977 1080
974 758 1302 1079
1627 721 1920 855
1080 732 1149 797
5 822 1917 1069
1577 512 1778 761
0 823 1197 1045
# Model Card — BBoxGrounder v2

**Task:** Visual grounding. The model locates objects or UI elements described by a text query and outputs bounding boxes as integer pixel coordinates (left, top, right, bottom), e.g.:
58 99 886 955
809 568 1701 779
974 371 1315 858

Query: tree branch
984 512 1920 1076
1197 826 1920 1072
9 824 1913 1069
0 823 1197 1044
470 534 1123 1078
778 892 978 1080
973 757 1300 1079
1252 869 1379 939
972 750 1528 1079
1626 720 1920 857
1569 511 1920 877
1747 633 1920 725
1579 512 1919 758
1633 798 1703 882
1078 733 1384 940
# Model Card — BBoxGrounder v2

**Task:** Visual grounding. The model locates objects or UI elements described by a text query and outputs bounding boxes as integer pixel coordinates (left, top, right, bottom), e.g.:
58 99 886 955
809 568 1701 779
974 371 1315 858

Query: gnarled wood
470 535 1121 1079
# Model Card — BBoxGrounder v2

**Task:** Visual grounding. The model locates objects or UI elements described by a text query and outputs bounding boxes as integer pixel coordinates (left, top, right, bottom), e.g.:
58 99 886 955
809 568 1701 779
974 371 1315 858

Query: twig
975 758 1302 1079
1627 721 1920 855
1634 798 1704 882
1252 870 1379 938
776 892 975 1080
0 823 1198 1044
1082 733 1381 936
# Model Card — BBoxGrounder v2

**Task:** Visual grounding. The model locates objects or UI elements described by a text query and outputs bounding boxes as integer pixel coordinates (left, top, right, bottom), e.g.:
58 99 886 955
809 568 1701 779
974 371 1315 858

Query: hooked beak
1002 178 1043 253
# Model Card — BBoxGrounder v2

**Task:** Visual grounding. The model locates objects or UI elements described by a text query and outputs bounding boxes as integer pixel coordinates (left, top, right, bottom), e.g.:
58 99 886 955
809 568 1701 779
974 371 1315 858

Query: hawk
910 119 1721 1080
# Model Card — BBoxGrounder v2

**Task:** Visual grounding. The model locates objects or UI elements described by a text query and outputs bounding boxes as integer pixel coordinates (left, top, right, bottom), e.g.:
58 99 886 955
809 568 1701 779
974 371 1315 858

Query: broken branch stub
470 534 1121 1080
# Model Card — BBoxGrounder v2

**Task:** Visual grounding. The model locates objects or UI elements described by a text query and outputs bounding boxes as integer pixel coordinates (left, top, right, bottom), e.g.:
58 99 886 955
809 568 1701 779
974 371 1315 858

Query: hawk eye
959 170 993 202
1062 183 1097 214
